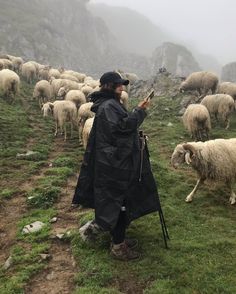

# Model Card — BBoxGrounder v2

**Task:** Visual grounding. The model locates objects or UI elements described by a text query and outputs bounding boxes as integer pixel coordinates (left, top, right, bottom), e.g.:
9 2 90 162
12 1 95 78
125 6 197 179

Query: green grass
1 80 236 293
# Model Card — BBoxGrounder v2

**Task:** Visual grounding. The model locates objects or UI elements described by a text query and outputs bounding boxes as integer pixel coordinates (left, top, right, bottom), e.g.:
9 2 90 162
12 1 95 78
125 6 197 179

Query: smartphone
145 89 155 100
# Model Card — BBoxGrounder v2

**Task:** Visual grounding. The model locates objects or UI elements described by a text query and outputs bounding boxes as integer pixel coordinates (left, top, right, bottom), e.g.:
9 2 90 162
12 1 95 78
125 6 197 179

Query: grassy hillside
0 81 236 293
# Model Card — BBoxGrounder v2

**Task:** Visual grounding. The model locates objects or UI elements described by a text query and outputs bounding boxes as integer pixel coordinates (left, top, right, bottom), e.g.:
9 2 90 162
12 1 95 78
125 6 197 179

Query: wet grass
1 82 236 293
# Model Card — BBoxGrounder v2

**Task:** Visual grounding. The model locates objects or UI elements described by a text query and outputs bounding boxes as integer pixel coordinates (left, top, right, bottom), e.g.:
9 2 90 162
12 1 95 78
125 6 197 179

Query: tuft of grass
26 187 61 209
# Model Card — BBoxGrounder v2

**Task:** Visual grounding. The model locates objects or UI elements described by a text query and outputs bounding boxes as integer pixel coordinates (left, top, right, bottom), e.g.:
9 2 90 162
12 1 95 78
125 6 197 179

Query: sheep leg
229 184 236 204
224 116 230 130
185 177 205 203
64 124 67 141
54 120 58 137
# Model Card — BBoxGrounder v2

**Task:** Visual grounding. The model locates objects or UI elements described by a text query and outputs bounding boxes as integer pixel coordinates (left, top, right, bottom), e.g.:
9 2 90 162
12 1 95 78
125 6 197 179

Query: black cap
100 72 129 86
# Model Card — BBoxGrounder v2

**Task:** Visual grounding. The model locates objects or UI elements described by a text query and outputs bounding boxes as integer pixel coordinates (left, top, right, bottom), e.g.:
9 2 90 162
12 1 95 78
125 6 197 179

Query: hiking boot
124 238 138 249
111 242 141 261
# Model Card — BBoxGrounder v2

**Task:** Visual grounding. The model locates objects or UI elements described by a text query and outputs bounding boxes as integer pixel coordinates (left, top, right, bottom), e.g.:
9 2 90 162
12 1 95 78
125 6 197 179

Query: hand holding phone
144 89 155 101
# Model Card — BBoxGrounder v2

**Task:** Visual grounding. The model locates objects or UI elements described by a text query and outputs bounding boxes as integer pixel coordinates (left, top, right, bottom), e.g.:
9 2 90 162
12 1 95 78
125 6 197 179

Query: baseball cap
100 72 129 86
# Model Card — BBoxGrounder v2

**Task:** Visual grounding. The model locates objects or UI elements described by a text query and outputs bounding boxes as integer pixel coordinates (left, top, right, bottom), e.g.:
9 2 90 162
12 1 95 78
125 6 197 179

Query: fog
90 0 236 65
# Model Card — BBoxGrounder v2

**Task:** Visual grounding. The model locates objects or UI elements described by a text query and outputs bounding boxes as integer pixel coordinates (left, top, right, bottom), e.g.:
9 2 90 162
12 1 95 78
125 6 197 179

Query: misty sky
90 0 236 65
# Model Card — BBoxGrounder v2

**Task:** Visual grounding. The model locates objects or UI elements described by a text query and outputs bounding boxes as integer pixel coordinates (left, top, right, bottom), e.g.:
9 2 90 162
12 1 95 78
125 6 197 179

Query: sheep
81 85 94 99
38 66 50 81
50 79 80 99
217 82 236 100
120 90 129 110
0 59 13 70
33 80 52 108
0 69 20 102
171 139 236 204
78 102 94 140
200 94 235 129
42 100 78 140
48 68 61 79
0 60 4 70
60 73 79 82
57 81 82 99
7 55 24 72
179 71 219 99
82 117 94 149
21 62 36 83
63 70 86 82
65 90 86 109
182 104 211 141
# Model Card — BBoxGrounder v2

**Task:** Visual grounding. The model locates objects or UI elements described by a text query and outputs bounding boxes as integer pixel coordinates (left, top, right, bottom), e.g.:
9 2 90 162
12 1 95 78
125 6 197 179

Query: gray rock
3 256 13 270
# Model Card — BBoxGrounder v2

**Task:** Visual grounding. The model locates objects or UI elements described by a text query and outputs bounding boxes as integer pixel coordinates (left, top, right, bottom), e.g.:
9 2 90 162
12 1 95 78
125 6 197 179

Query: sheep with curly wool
200 94 235 129
0 69 20 101
21 62 37 84
78 102 94 140
42 100 78 140
65 90 86 109
33 80 52 108
179 71 219 98
82 117 94 149
182 104 211 141
217 82 236 101
171 138 236 204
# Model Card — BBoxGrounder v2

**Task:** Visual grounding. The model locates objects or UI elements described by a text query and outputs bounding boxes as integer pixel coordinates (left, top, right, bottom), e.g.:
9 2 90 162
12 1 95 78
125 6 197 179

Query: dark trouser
110 210 127 244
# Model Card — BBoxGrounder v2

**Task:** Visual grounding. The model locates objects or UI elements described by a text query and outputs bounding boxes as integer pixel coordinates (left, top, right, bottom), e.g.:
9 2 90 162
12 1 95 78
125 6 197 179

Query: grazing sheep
78 102 94 139
63 70 86 82
65 90 86 109
7 55 24 72
57 80 82 99
217 82 236 100
179 71 219 98
82 117 94 149
200 94 235 129
21 62 36 83
33 80 52 108
38 66 50 81
182 104 211 141
81 85 93 99
51 79 80 99
60 73 79 82
0 69 20 101
171 139 236 204
42 100 78 140
120 90 129 110
48 68 61 79
0 59 13 70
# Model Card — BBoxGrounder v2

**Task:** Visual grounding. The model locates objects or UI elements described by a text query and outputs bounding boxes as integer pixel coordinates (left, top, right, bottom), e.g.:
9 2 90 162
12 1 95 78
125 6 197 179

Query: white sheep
7 55 24 72
182 104 211 141
60 73 79 82
81 85 94 99
78 102 94 140
200 94 235 129
171 139 236 204
21 62 36 84
120 90 129 110
179 71 219 98
0 69 20 101
33 80 52 108
82 117 94 149
217 82 236 101
65 90 86 109
48 68 61 79
63 70 86 82
42 100 78 141
51 79 80 99
0 59 13 70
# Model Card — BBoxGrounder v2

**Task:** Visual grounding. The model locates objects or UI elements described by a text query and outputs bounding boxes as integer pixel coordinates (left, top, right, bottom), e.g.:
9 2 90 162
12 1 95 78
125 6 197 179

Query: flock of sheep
172 71 236 205
0 54 131 148
0 53 235 207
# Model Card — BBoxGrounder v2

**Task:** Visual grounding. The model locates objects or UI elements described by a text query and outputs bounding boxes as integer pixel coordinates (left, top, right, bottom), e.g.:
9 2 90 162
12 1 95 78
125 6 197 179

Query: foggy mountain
0 0 221 78
89 3 171 56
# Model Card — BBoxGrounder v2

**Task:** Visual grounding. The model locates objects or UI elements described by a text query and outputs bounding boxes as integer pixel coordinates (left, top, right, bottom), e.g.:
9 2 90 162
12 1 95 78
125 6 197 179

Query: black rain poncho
72 90 161 231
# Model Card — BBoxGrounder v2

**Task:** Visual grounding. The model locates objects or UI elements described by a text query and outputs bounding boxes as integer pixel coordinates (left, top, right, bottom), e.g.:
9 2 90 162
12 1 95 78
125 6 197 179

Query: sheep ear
185 152 192 165
183 143 196 156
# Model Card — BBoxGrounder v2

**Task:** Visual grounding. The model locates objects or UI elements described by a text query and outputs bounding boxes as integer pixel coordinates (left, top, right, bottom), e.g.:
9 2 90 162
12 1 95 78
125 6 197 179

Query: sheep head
42 102 54 117
179 81 187 93
171 143 196 168
57 87 67 99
